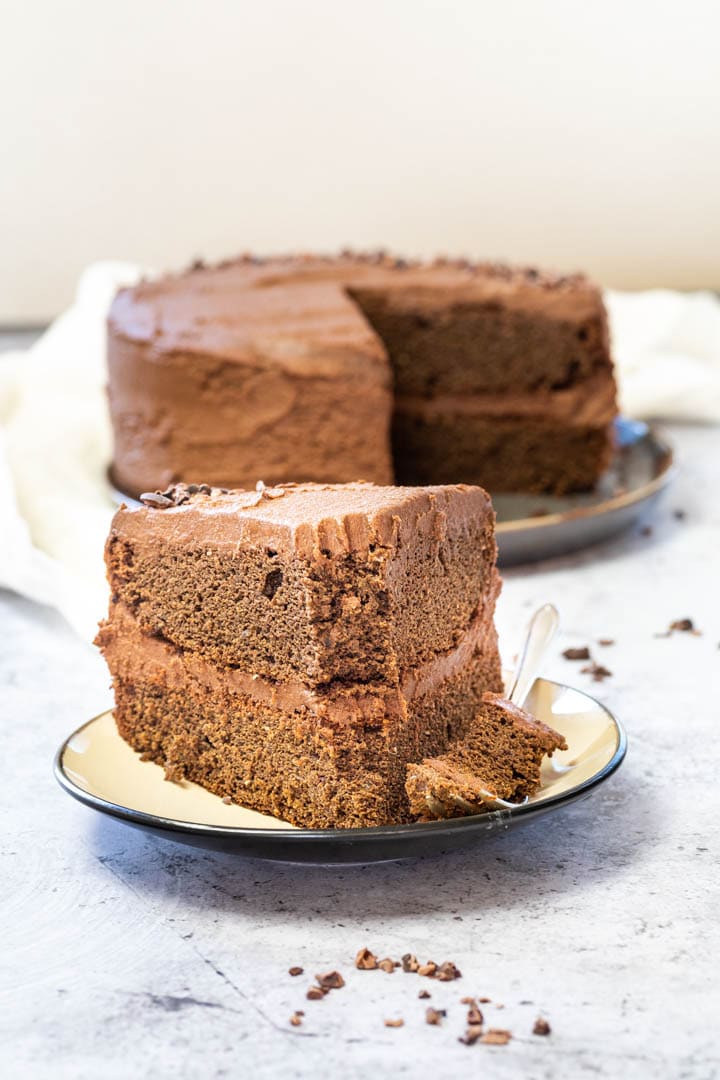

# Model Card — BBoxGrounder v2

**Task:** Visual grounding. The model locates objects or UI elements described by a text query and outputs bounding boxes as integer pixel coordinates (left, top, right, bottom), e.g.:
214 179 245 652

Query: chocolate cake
108 254 617 499
405 692 567 820
96 481 504 828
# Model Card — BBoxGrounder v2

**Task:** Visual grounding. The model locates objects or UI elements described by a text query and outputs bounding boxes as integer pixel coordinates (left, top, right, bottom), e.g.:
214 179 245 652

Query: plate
108 419 674 567
495 419 675 565
54 676 626 865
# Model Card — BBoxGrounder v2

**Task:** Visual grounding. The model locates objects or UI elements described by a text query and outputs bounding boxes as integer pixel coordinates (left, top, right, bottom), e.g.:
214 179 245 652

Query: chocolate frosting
111 481 494 561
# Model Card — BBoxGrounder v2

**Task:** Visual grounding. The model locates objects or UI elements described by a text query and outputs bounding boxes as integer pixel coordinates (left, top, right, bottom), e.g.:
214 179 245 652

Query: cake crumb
316 971 344 991
640 525 653 537
418 989 431 999
384 1018 404 1028
401 953 419 973
355 947 378 970
481 1028 512 1045
306 986 326 1001
533 1017 551 1036
459 1025 483 1046
222 795 232 805
377 958 395 973
425 1007 446 1025
289 1012 303 1027
597 638 615 647
478 996 491 1003
562 646 590 660
288 966 304 977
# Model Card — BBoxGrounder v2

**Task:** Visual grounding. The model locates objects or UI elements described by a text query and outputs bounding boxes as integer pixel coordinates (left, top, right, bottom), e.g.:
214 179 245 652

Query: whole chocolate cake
96 481 504 828
108 254 618 498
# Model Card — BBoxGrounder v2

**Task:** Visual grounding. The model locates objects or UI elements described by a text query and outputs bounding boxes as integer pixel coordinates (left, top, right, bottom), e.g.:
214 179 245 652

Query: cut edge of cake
405 691 568 821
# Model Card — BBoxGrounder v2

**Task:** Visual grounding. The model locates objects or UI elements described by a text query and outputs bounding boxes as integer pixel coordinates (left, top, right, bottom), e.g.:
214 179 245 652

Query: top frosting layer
112 481 494 560
109 253 605 367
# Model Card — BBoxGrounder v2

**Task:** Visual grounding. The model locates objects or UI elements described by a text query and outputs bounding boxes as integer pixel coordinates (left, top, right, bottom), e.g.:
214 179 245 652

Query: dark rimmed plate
495 419 675 565
54 676 626 864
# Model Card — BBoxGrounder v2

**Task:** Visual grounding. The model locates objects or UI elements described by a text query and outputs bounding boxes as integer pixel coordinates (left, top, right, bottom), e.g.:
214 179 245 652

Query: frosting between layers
111 481 494 560
394 368 617 427
98 591 500 731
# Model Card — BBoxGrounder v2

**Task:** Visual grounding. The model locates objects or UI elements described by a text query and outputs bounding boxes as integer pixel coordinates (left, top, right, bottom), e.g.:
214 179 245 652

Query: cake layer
405 692 567 819
99 609 503 828
351 274 610 397
105 482 499 687
393 413 614 493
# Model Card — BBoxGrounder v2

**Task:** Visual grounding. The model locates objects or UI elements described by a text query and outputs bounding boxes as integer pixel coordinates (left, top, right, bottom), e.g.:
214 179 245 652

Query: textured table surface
2 367 719 1077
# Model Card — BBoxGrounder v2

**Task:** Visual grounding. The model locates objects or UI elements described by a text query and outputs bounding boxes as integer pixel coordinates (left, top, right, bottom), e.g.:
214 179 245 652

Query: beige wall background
2 0 719 322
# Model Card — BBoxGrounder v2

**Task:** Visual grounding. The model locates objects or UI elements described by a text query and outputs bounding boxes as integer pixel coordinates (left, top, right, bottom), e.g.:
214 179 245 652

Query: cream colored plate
55 675 626 864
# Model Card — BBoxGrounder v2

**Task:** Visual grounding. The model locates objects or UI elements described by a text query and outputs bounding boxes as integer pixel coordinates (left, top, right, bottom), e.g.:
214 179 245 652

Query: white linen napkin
1 262 719 638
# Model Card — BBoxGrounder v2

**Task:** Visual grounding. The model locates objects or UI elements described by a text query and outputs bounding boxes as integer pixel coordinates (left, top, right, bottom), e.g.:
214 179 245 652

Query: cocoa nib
656 618 701 638
533 1017 551 1036
425 1007 446 1025
139 492 174 509
581 661 613 681
315 971 344 991
481 1028 512 1045
417 961 437 977
355 947 378 970
436 961 462 981
467 1004 484 1026
418 989 431 999
288 966 303 977
670 618 699 634
562 646 591 661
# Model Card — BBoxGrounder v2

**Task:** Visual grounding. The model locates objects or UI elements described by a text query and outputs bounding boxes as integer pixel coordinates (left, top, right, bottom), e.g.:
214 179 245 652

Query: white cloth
1 262 719 637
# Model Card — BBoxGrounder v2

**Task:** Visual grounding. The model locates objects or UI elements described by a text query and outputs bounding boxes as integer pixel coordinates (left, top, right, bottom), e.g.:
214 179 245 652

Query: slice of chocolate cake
405 692 567 820
96 481 503 828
